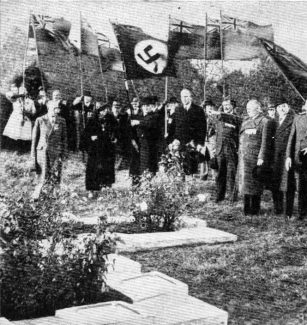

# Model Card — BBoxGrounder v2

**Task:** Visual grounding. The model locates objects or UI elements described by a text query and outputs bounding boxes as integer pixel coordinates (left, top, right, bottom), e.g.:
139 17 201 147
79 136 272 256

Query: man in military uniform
285 102 307 220
209 99 242 202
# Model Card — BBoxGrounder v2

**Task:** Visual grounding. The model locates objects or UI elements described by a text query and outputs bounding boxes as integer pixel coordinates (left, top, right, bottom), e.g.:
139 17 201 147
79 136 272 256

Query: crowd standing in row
3 83 307 219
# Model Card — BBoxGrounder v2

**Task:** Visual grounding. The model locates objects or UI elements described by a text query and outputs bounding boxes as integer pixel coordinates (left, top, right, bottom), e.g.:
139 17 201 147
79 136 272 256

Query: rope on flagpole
31 12 45 92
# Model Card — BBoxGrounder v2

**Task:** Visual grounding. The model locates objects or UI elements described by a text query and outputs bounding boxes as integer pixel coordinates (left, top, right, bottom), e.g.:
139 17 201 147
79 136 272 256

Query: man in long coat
285 102 307 220
31 101 68 199
132 97 159 176
80 104 118 197
209 99 242 202
271 103 296 217
238 99 273 215
171 88 206 175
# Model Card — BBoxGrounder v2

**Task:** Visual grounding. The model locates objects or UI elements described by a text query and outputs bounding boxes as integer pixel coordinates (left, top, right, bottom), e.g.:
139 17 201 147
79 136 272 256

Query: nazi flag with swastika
111 22 178 80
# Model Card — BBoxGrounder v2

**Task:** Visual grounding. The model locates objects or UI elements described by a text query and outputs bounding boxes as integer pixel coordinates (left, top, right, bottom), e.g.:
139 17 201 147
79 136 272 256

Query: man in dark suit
31 101 68 199
131 97 159 176
171 89 206 175
271 103 296 218
285 102 307 220
209 99 242 202
72 90 94 151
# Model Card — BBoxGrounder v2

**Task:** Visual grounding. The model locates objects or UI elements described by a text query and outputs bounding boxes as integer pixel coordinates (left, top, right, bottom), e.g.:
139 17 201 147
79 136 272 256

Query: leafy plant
0 180 118 320
129 155 191 232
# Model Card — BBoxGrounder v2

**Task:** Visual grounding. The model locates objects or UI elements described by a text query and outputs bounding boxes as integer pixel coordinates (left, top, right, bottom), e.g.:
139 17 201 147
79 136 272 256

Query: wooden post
164 76 168 138
203 13 208 101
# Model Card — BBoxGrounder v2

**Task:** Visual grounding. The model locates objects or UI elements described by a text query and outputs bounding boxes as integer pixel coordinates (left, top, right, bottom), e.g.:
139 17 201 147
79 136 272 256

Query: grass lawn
1 150 307 324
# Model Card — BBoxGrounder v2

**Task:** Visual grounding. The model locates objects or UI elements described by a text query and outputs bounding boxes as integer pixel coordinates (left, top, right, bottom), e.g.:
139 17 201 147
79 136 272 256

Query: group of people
3 83 307 219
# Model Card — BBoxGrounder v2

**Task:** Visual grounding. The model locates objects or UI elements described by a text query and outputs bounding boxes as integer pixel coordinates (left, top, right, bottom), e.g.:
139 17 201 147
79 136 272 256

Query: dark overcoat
271 109 296 192
115 112 131 170
137 112 159 175
172 103 206 146
129 110 142 177
237 114 272 195
80 114 118 190
286 113 307 169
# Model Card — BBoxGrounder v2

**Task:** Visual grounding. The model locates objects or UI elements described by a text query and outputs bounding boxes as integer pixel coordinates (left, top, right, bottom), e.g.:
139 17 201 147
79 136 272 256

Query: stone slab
107 271 188 304
105 253 142 284
116 227 237 253
12 316 75 325
56 301 154 325
136 295 228 325
0 318 14 325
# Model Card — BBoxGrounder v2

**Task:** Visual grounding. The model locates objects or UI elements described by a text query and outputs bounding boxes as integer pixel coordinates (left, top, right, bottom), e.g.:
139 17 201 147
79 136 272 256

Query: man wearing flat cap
285 101 307 220
73 90 95 151
31 101 68 199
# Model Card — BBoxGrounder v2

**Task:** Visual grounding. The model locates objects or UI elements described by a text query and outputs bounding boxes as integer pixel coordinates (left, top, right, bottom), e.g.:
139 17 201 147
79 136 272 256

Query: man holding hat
285 101 307 220
171 88 206 175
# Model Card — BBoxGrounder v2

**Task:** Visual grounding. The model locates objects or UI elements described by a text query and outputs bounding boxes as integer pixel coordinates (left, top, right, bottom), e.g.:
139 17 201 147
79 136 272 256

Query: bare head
52 90 61 101
246 99 262 118
276 103 290 119
222 99 234 114
180 89 192 107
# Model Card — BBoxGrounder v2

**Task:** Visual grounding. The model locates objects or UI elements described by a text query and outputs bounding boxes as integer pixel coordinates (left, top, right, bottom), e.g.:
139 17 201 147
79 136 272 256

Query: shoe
200 174 208 181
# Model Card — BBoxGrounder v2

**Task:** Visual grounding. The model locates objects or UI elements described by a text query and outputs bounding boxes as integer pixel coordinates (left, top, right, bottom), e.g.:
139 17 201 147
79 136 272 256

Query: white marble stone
116 227 237 253
137 295 228 325
56 301 154 325
107 271 188 304
12 316 74 325
0 318 14 325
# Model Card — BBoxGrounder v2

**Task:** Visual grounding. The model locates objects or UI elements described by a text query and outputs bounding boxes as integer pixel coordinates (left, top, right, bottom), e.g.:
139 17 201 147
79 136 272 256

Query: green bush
0 181 117 320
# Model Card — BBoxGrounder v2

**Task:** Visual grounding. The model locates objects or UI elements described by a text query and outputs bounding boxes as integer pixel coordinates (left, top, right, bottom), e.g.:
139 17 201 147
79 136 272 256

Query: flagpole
164 76 169 138
96 35 108 103
130 80 139 100
111 20 131 104
203 13 208 102
31 12 45 92
78 11 86 159
219 10 225 98
262 41 305 102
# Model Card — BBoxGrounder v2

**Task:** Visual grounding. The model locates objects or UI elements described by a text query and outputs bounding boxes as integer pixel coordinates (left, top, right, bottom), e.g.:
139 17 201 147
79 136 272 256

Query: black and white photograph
0 0 307 324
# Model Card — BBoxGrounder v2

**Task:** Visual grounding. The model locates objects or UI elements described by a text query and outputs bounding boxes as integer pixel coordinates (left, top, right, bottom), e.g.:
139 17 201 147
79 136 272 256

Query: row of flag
28 13 307 99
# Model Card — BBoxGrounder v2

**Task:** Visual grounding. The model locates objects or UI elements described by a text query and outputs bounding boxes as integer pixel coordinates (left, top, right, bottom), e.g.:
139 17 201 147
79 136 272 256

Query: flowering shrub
130 155 191 232
0 181 118 320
